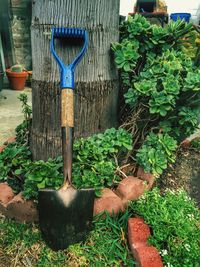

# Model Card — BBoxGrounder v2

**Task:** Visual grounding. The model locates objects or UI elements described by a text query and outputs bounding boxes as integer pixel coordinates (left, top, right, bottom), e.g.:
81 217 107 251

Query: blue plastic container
170 13 191 22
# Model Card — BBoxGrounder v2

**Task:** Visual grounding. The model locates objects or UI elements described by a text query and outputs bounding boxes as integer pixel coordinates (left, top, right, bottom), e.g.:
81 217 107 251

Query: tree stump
31 0 120 160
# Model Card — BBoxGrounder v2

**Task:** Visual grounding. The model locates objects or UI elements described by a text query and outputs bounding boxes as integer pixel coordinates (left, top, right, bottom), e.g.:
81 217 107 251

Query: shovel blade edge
38 188 95 251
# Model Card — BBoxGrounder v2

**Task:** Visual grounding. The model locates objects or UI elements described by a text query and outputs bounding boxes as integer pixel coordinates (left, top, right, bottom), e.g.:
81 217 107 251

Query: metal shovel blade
38 187 95 251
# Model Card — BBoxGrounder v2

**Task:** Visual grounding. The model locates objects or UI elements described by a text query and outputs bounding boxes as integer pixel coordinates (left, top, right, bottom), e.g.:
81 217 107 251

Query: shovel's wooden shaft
61 88 74 186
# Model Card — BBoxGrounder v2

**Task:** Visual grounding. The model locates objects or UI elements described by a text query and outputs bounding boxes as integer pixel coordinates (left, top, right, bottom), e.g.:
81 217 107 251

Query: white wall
120 0 200 23
120 0 134 16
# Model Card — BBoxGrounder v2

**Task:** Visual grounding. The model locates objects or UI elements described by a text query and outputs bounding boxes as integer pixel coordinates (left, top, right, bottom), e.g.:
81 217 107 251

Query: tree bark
31 0 120 161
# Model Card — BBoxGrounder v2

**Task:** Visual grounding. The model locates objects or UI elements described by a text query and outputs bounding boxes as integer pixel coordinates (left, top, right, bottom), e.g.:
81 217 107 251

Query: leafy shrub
0 128 132 199
136 133 177 175
112 15 200 175
129 188 200 267
72 128 132 195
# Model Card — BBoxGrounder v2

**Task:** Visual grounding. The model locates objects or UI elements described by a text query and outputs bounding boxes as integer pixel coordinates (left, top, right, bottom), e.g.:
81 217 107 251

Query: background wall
11 0 32 69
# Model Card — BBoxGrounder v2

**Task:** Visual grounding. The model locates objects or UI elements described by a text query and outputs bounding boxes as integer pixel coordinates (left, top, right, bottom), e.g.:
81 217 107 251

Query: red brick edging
128 217 163 267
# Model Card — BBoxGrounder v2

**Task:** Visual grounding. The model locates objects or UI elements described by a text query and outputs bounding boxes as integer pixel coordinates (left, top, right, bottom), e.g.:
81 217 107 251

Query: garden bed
0 15 200 266
159 140 200 207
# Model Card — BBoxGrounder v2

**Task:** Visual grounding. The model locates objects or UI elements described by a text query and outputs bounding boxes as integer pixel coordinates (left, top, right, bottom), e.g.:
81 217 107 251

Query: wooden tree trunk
31 0 120 161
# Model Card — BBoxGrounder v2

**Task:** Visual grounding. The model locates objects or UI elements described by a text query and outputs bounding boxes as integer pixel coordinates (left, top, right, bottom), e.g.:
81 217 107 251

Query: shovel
38 27 95 251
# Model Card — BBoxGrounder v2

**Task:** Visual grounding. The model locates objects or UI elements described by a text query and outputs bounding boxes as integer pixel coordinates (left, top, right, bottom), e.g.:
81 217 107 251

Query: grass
128 188 200 267
1 188 199 266
0 212 135 267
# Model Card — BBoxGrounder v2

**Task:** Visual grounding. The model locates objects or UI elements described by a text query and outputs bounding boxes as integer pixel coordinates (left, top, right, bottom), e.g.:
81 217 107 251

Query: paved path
0 88 32 146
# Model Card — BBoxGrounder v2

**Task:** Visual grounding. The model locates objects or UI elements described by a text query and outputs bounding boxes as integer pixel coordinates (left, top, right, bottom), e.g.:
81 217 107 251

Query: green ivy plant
112 15 200 175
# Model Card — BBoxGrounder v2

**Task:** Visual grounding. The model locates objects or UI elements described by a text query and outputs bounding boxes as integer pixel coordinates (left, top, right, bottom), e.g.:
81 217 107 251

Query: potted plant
6 65 28 91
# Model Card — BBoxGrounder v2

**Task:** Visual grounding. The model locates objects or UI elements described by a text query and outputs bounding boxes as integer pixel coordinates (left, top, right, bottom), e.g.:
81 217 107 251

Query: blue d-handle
50 27 89 89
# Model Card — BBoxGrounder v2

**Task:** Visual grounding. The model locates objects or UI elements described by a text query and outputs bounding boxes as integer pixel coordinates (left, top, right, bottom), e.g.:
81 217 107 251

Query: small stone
128 217 150 246
0 183 15 205
6 192 38 223
93 188 124 216
116 176 147 203
137 167 155 189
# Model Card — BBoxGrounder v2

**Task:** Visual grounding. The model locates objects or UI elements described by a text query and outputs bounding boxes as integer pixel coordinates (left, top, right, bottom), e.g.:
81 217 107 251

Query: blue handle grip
50 27 88 89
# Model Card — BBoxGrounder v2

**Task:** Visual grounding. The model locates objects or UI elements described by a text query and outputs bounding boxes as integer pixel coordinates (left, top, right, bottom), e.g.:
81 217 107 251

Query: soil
158 146 200 208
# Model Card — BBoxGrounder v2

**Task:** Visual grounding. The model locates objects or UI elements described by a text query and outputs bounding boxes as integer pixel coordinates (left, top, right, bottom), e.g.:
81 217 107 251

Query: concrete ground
0 88 32 146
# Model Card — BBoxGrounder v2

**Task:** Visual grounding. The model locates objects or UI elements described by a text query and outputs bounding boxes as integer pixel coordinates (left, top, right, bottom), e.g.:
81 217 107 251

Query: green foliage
71 128 132 196
190 138 200 149
136 133 177 175
15 93 32 145
184 70 200 91
0 128 132 199
129 188 200 267
112 40 140 72
0 143 31 193
112 15 200 175
0 213 135 266
22 158 63 199
69 212 135 266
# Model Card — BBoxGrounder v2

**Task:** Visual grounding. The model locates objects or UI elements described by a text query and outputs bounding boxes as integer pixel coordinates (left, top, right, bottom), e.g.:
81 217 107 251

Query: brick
116 176 147 203
133 246 163 267
3 136 16 145
93 188 124 216
128 218 150 246
137 167 155 190
0 183 15 205
128 217 164 267
6 193 38 223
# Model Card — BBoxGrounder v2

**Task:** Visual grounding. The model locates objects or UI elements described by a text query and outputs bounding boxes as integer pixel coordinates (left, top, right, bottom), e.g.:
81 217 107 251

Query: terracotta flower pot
6 69 28 91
